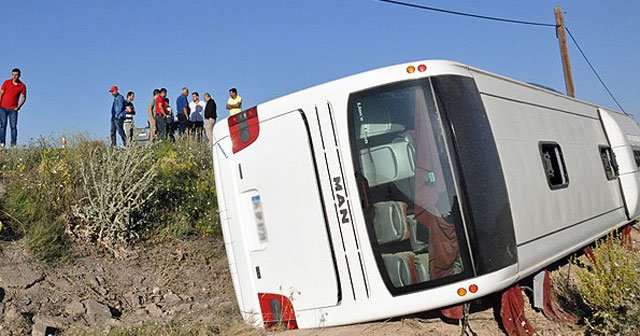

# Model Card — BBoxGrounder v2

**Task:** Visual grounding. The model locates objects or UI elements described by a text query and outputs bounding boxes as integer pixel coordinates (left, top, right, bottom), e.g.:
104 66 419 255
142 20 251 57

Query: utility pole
555 5 575 98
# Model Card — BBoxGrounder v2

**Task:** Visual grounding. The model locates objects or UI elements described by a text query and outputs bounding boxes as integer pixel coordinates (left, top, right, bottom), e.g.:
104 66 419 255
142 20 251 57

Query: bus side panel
233 110 340 311
473 71 627 274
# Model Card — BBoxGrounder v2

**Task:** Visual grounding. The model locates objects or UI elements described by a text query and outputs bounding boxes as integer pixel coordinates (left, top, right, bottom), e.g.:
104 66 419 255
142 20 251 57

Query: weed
573 233 640 335
27 217 70 262
65 319 263 336
0 136 218 261
148 139 218 239
550 266 591 320
0 175 71 260
70 144 158 254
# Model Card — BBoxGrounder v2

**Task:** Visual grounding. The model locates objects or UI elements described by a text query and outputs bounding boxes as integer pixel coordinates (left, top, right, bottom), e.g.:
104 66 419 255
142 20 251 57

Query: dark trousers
0 107 19 146
166 121 175 142
154 114 167 140
192 121 204 142
177 113 189 134
110 117 126 146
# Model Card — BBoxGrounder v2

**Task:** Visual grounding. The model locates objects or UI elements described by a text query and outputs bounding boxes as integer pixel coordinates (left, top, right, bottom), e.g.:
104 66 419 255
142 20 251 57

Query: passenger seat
373 201 411 244
382 252 416 287
415 253 430 282
382 252 430 287
360 137 416 187
408 216 428 253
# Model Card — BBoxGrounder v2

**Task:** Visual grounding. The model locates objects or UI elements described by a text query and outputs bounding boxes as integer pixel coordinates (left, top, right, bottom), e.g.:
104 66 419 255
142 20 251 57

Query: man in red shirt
154 87 168 140
0 68 27 147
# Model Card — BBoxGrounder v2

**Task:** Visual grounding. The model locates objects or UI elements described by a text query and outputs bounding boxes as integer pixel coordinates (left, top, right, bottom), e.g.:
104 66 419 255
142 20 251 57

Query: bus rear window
349 80 472 294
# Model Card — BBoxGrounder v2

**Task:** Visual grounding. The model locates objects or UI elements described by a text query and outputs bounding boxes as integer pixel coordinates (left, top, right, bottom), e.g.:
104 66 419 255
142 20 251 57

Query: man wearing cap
109 85 127 146
0 68 27 147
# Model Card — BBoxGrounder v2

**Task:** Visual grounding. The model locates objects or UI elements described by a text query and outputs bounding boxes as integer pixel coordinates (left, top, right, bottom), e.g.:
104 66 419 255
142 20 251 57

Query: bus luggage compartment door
237 110 339 310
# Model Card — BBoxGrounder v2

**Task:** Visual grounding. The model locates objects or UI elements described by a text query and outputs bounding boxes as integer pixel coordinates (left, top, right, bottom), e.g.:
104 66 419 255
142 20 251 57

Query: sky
2 1 639 144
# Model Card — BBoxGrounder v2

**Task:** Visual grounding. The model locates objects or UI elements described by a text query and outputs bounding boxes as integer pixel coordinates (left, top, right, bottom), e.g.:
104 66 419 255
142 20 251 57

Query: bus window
349 80 472 294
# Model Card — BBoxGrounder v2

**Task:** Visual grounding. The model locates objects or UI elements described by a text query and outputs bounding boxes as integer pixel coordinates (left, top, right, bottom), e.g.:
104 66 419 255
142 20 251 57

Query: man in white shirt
189 92 206 142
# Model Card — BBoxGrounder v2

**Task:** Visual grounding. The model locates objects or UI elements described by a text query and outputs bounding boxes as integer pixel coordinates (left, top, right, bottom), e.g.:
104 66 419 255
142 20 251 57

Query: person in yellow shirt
226 87 242 116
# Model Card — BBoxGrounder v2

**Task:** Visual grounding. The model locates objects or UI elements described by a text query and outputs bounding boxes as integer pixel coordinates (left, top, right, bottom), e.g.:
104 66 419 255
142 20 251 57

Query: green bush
70 144 158 253
0 147 42 176
0 166 70 261
0 137 219 260
550 265 591 321
38 148 78 212
574 233 640 335
27 217 70 262
149 139 218 239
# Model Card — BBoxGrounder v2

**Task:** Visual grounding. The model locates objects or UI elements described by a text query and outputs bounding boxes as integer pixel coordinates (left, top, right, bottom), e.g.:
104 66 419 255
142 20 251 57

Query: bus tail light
229 106 260 154
469 284 478 293
418 64 427 72
257 293 298 330
406 65 416 74
457 288 467 296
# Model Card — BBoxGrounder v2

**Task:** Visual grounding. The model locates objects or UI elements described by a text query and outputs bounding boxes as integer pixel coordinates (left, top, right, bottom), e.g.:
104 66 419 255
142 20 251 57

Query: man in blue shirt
175 87 190 135
109 85 127 146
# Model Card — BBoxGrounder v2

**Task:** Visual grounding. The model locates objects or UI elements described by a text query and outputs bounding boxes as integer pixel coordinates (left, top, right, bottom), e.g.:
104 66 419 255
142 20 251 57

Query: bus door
232 109 340 311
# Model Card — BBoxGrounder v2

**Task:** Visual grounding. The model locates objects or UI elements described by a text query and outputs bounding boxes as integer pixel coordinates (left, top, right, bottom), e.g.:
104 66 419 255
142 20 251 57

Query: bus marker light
258 293 298 330
418 64 427 72
229 106 260 154
457 288 467 296
228 115 239 127
406 65 416 74
469 284 478 293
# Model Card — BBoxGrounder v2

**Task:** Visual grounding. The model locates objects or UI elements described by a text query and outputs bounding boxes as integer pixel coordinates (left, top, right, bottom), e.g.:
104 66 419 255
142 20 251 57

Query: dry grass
65 319 263 336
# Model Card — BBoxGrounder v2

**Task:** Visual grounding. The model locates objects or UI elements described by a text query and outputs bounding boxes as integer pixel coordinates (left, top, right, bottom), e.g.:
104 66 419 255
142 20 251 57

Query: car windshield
349 79 472 294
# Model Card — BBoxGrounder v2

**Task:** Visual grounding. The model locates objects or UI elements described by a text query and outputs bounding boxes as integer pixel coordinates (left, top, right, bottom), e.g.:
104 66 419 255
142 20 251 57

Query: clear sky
3 1 639 144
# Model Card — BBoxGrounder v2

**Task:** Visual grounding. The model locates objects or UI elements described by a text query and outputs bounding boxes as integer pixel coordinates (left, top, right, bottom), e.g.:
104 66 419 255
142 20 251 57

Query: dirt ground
0 235 588 336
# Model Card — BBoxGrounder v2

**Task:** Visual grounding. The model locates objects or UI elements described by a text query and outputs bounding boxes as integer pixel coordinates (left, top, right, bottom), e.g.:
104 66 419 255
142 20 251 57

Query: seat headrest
373 201 410 244
360 139 416 187
382 252 415 287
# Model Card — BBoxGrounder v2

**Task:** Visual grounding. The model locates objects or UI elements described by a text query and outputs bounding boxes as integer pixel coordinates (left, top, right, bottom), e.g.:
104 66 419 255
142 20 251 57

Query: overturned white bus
211 60 640 329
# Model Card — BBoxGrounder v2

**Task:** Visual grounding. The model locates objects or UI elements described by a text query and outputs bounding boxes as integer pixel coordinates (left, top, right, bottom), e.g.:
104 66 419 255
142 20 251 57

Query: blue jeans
0 107 18 146
154 115 167 140
110 117 126 146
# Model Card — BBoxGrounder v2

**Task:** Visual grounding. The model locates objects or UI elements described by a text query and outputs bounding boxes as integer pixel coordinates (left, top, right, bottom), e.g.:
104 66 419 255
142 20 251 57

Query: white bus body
211 60 640 329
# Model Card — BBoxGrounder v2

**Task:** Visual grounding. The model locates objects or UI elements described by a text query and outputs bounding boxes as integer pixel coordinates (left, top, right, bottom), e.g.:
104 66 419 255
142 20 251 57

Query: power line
377 0 556 27
565 27 626 113
377 0 627 113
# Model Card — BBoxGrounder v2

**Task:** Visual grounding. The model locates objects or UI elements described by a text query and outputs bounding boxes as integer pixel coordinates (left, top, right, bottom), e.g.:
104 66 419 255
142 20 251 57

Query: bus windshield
349 79 472 294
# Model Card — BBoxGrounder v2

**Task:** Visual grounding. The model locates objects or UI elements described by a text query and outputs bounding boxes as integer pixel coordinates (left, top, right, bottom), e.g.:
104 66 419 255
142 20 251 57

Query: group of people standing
110 85 242 146
0 67 245 148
